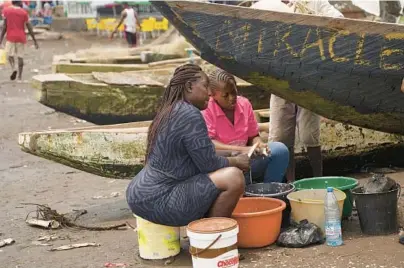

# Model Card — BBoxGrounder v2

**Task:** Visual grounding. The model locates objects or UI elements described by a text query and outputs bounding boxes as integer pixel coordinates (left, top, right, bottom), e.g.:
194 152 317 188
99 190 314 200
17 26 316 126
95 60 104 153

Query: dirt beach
1 35 404 268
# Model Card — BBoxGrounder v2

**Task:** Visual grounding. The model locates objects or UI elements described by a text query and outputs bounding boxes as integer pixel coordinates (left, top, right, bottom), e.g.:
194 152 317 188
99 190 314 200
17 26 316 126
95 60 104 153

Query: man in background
0 0 38 81
111 2 141 47
251 0 343 182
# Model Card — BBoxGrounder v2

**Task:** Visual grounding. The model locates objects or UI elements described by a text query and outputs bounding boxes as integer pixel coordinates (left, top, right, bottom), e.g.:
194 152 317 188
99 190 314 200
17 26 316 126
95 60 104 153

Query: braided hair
208 68 238 94
145 64 203 162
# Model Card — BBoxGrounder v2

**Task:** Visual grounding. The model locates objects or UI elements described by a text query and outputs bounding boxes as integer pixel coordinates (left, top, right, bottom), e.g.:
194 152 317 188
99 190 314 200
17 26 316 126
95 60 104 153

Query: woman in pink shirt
202 69 289 184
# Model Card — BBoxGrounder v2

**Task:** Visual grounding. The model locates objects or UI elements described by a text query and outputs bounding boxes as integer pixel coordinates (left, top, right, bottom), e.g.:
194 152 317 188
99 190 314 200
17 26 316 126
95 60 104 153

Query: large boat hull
152 1 404 134
32 68 269 125
18 117 404 179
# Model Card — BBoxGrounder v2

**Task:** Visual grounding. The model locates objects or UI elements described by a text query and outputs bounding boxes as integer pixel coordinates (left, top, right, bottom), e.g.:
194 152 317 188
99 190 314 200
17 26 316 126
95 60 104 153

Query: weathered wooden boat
32 67 269 125
56 52 192 65
152 1 404 135
51 62 181 74
68 54 176 64
52 56 199 74
18 115 404 179
52 34 194 73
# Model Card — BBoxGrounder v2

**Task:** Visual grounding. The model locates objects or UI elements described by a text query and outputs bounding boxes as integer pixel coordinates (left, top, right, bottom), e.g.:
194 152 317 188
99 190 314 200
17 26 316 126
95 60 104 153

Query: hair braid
145 64 203 163
208 68 237 93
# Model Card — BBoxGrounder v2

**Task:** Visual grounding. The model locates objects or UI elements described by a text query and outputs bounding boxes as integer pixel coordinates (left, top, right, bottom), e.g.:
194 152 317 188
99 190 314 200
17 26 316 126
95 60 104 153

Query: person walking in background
0 0 38 81
251 0 343 182
111 2 141 47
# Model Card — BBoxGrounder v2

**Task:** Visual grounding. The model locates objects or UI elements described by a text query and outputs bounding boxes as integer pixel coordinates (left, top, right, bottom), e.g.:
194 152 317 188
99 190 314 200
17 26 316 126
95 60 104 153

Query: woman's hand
244 142 270 157
257 141 270 156
235 154 251 171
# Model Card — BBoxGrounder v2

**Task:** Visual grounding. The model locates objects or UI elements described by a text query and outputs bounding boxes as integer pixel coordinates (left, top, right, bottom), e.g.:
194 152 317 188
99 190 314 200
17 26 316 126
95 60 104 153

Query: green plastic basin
293 177 359 218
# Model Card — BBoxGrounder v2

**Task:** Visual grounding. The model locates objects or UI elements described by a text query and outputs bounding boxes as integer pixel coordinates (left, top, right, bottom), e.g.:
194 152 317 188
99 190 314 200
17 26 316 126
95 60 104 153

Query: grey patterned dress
126 101 229 226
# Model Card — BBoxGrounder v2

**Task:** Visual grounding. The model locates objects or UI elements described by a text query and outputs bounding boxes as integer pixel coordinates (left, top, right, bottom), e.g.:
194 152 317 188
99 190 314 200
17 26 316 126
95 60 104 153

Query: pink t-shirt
202 96 259 146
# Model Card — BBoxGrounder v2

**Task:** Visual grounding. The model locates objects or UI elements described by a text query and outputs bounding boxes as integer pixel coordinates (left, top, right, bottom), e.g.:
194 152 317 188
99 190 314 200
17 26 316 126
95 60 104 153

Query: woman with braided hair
202 68 289 185
126 64 250 227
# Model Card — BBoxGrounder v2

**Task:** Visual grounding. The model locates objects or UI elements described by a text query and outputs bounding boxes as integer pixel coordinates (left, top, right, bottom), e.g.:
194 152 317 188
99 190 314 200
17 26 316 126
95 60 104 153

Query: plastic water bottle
324 187 343 246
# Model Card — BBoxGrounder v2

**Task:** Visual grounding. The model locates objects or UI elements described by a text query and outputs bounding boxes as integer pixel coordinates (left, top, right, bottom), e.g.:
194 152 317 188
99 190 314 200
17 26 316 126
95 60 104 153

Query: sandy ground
1 34 404 268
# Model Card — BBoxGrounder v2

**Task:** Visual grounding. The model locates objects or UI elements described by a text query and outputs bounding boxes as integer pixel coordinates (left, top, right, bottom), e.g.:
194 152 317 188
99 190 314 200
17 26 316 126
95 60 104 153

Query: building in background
60 1 161 19
95 1 161 19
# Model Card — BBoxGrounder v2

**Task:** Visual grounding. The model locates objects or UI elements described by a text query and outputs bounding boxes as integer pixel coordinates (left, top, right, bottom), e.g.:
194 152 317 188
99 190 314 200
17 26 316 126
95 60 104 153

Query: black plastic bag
276 219 324 248
363 173 396 194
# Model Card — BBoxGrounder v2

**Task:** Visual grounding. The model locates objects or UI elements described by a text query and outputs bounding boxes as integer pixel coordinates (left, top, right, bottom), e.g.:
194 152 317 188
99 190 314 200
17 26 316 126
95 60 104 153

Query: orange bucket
232 197 286 248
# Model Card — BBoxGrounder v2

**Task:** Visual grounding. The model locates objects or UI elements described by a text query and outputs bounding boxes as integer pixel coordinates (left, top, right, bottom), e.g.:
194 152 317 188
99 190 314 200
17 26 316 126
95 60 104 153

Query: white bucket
187 217 239 268
135 215 180 260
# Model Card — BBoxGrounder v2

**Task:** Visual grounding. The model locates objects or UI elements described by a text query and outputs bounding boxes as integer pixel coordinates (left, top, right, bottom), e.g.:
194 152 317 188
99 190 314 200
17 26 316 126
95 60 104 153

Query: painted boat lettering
300 28 326 61
355 33 371 66
210 17 404 70
328 30 350 63
380 32 404 70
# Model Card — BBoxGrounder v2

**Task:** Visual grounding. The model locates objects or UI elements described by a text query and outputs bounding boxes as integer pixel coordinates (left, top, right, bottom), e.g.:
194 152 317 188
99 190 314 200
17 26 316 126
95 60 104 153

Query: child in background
202 69 289 185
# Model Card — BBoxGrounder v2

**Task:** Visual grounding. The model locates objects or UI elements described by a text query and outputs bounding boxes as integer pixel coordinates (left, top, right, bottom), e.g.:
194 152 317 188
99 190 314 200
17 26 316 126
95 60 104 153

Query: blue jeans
244 142 289 185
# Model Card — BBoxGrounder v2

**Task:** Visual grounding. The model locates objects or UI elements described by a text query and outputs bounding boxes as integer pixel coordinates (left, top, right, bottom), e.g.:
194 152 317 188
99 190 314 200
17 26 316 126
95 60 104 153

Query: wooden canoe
18 115 404 179
152 1 404 135
32 67 269 125
52 34 195 73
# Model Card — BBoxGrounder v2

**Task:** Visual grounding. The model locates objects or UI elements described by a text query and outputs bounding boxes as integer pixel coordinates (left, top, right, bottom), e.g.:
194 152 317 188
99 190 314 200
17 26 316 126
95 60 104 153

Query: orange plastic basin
232 197 286 248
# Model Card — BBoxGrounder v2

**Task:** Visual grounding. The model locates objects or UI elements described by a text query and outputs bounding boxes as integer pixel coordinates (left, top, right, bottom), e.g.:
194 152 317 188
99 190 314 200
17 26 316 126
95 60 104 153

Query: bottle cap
327 187 333 192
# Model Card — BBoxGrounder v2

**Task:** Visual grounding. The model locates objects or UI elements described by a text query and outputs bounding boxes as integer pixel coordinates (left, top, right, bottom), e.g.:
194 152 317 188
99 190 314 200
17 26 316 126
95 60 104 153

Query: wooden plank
92 72 164 86
71 56 143 64
52 63 151 74
70 53 182 64
148 56 202 67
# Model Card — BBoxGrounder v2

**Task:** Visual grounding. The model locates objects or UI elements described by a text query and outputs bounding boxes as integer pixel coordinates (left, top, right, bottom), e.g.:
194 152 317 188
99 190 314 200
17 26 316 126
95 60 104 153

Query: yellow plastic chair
148 17 157 30
147 17 157 38
85 18 97 31
99 18 116 36
140 18 153 32
154 21 162 31
97 20 106 36
161 18 169 31
104 19 117 32
140 18 153 41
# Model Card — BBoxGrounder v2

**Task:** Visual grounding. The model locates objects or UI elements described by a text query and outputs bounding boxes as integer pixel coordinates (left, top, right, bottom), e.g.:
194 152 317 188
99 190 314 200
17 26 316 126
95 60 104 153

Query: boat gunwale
161 1 404 35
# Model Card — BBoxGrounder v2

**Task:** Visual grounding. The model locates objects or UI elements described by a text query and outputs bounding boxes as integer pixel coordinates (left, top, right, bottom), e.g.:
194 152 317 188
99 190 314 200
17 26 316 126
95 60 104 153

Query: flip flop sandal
10 70 17 81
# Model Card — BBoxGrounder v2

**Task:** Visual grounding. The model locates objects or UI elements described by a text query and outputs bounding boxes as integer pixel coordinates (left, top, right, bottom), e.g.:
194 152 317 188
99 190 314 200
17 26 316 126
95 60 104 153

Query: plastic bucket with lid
352 183 400 235
244 183 295 228
187 217 239 268
293 177 358 218
232 197 286 248
287 189 346 236
135 215 180 260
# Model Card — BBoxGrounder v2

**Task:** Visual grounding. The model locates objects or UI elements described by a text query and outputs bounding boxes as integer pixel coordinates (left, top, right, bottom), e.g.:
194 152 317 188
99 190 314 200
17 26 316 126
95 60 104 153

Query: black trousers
125 31 137 47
